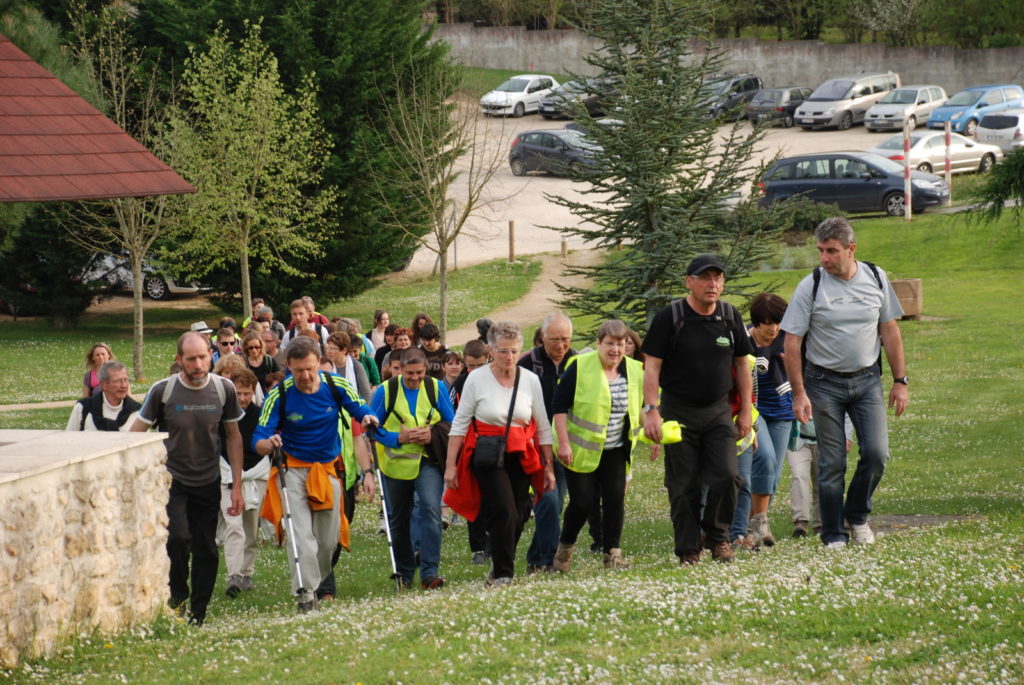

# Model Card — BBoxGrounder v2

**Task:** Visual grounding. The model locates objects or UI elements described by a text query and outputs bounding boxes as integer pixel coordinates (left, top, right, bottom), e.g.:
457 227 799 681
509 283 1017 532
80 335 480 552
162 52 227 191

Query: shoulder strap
324 372 345 412
381 376 401 426
277 378 288 426
156 376 178 430
863 261 883 289
423 375 438 410
503 368 521 438
529 348 544 376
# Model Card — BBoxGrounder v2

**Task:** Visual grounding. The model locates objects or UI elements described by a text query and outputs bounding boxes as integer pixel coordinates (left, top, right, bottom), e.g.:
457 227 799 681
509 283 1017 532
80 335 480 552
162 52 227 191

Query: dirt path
444 248 603 347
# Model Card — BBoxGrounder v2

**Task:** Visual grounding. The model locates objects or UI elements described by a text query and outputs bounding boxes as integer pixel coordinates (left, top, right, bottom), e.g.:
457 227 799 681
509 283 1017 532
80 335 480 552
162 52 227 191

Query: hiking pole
369 429 403 592
273 446 306 597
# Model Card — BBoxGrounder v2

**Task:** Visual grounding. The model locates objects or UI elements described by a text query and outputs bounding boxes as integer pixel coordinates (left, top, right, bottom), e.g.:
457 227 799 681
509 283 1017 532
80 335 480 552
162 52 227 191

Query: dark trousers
317 483 357 599
166 478 221 620
560 445 628 552
467 512 490 553
661 396 739 558
588 496 603 547
473 456 532 579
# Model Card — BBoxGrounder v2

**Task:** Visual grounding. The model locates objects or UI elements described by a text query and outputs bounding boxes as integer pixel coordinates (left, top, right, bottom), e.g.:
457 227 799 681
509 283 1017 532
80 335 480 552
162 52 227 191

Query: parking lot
405 107 882 273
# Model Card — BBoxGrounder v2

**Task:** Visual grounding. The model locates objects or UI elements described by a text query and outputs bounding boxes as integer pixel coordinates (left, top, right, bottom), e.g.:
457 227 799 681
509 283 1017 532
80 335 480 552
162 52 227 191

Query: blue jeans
750 417 793 496
729 441 753 540
382 463 444 583
805 365 889 544
527 461 566 566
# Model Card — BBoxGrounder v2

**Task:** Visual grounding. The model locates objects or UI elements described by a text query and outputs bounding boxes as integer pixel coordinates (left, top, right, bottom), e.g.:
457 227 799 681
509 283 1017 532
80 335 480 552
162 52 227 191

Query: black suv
703 73 764 121
758 151 949 216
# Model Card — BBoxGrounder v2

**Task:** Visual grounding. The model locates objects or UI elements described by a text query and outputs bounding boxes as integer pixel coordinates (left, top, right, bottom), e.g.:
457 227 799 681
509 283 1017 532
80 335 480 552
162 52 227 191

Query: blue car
927 84 1024 137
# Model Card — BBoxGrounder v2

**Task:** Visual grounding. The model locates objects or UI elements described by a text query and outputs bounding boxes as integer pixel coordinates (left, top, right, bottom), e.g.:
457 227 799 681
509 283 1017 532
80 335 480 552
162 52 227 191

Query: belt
808 363 875 379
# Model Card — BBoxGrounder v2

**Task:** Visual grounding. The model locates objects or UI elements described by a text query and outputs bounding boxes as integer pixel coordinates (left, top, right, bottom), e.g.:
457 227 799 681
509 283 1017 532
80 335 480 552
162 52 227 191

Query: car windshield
754 90 782 104
946 90 983 106
703 79 731 96
859 152 903 174
496 78 530 93
556 81 586 95
808 80 854 101
556 130 599 150
879 89 918 105
877 134 927 150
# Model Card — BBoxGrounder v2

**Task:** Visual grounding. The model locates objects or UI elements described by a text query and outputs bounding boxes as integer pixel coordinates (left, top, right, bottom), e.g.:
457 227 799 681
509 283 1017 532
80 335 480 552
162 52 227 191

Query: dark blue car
758 151 949 216
508 129 601 177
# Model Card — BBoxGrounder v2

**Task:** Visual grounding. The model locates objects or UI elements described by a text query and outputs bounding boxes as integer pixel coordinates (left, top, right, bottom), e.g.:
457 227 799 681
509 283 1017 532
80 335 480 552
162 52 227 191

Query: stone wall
0 430 170 667
434 24 1024 95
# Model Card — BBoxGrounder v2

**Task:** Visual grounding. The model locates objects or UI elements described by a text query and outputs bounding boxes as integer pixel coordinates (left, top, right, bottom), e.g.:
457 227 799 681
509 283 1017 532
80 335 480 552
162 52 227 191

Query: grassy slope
4 215 1024 683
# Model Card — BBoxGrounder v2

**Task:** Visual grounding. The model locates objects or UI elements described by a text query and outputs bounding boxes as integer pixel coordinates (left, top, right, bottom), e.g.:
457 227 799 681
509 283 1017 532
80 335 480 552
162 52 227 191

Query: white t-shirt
450 365 553 445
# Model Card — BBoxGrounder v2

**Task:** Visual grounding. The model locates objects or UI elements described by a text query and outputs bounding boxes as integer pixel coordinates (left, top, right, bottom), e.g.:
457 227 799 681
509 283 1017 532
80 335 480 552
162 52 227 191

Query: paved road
405 108 888 273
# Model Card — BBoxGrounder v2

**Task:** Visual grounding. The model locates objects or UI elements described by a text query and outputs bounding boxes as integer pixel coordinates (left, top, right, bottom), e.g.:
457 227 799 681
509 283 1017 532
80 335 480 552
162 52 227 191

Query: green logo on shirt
287 412 304 422
715 336 730 347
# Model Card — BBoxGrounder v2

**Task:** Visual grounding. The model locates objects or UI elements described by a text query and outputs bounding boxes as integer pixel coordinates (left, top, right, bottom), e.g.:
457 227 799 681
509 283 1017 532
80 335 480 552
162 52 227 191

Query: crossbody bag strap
503 367 520 440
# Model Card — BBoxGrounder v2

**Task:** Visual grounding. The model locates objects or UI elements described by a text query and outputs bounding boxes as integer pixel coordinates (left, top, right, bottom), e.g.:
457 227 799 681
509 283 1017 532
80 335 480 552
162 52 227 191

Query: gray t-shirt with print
781 261 903 373
138 374 244 486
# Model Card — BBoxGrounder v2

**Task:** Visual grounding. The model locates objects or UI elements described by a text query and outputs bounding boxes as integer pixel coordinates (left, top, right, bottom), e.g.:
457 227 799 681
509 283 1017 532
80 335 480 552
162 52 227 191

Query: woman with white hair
444 321 556 587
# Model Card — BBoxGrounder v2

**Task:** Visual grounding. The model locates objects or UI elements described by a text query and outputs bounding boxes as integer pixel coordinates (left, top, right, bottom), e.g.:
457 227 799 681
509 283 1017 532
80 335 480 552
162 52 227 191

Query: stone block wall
0 430 171 667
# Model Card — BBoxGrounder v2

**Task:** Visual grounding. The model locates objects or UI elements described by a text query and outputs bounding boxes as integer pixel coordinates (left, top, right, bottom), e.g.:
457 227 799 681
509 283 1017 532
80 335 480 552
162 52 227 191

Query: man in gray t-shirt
133 332 244 626
781 217 909 549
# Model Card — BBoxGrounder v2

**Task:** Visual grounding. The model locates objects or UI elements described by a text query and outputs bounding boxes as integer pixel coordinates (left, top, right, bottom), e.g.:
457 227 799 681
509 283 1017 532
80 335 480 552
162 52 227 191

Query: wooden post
902 121 912 221
508 220 515 262
944 121 953 207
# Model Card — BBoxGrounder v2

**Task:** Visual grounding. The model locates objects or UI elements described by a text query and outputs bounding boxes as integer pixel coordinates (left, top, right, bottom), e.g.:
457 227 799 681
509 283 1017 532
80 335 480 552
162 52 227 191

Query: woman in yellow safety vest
550 319 645 572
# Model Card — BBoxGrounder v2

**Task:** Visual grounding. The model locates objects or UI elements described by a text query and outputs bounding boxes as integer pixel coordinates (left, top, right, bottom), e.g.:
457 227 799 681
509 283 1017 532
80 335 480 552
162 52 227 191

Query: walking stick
273 446 307 597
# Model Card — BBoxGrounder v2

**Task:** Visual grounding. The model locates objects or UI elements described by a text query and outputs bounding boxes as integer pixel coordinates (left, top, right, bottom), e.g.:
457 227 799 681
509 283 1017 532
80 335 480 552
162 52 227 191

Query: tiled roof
0 33 195 202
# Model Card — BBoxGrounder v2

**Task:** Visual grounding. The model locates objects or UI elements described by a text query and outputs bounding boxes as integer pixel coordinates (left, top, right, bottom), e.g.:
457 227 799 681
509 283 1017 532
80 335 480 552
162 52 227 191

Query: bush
988 33 1022 48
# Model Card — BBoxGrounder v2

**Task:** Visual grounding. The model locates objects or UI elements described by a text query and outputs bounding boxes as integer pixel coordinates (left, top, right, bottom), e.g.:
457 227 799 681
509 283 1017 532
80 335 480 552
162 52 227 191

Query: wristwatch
893 376 909 385
643 404 659 413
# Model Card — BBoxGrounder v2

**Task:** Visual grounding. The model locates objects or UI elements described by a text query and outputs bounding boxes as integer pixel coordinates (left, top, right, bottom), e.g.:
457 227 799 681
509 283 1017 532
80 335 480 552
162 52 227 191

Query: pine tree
552 0 785 333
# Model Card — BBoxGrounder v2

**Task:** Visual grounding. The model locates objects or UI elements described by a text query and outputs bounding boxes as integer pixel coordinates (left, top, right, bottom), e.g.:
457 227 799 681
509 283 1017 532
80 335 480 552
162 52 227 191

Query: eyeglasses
219 340 236 347
546 337 571 344
494 347 521 356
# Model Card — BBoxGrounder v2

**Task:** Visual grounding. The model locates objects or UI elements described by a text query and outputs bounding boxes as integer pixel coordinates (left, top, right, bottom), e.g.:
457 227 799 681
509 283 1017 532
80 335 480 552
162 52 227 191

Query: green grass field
2 214 1023 682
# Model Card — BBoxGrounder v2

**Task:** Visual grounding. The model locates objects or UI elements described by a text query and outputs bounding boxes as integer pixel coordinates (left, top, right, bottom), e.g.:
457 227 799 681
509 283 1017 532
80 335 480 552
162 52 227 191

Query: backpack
801 261 884 373
155 374 227 431
668 298 739 353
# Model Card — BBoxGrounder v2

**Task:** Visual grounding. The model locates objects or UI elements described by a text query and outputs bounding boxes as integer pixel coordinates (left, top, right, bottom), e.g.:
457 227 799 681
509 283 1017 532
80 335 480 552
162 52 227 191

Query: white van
796 72 901 131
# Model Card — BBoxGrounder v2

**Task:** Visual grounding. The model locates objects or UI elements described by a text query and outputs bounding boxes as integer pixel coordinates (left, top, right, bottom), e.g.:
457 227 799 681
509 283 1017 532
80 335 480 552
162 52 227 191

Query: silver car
976 109 1024 153
865 85 947 132
866 131 1002 174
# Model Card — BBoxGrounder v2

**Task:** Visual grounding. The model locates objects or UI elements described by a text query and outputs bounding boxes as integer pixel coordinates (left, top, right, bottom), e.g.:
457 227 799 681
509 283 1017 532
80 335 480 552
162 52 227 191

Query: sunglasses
245 345 262 351
219 340 236 347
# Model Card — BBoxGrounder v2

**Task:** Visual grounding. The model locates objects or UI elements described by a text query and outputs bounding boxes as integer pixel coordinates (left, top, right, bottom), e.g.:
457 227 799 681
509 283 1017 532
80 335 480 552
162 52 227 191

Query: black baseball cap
686 254 726 276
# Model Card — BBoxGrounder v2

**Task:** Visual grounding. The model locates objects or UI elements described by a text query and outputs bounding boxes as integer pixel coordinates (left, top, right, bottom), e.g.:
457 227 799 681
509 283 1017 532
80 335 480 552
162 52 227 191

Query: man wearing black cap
641 254 754 565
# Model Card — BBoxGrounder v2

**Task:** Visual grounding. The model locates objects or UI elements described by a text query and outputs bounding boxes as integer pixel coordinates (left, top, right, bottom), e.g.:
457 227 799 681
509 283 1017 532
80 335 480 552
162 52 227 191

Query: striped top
604 375 629 448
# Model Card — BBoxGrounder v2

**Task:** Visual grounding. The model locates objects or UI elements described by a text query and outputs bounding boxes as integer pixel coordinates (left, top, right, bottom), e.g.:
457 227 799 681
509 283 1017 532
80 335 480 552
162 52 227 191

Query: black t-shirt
220 402 263 472
247 355 280 393
642 299 753 406
422 345 447 380
518 345 577 420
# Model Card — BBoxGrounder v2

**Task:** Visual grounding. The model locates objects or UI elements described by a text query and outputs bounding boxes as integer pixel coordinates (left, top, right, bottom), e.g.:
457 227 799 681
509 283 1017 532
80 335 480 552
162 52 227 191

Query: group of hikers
70 217 910 625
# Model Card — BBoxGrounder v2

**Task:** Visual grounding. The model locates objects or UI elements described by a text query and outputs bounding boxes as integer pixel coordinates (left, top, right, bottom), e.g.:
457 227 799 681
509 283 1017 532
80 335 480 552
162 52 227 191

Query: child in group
219 369 269 597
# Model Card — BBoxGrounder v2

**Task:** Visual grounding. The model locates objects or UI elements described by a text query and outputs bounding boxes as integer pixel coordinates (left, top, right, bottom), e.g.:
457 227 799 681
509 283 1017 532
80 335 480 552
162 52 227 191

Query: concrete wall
0 430 171 667
434 24 1024 94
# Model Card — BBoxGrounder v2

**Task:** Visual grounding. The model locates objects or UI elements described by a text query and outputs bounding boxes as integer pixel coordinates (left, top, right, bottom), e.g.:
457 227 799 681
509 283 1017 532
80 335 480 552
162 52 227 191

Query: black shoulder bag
471 368 520 471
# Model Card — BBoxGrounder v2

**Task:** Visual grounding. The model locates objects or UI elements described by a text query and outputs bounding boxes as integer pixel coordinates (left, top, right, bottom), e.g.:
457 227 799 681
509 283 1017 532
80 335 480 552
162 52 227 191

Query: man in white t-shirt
781 217 909 549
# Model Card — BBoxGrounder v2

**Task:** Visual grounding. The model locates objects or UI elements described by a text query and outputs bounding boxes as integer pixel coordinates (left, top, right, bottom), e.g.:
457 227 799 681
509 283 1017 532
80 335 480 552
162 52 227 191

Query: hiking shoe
551 543 575 573
225 574 243 599
485 574 513 589
850 522 876 545
297 591 319 614
240 576 256 591
825 539 847 549
792 521 808 538
711 540 735 563
167 596 188 618
471 551 489 566
603 548 629 570
750 513 775 548
187 612 205 627
679 552 701 566
421 576 445 590
731 535 755 553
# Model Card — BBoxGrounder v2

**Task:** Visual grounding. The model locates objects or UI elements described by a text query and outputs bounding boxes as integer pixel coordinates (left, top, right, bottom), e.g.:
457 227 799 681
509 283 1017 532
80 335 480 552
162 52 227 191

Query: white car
976 109 1024 153
866 131 1002 174
479 74 559 117
865 85 947 132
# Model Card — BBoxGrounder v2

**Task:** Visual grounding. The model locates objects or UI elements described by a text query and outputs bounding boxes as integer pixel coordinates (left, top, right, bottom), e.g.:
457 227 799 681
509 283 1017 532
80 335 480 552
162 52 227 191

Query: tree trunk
438 246 449 345
131 254 145 382
240 248 252 324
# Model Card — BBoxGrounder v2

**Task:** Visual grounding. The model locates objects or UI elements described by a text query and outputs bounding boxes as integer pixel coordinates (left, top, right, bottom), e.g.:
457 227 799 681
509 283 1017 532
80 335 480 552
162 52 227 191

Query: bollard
561 237 568 258
944 121 953 207
902 122 912 221
508 220 515 262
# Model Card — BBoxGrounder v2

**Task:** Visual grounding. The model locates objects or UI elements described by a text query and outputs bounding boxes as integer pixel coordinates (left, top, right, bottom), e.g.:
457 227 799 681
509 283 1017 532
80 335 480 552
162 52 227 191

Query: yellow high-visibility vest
375 376 442 480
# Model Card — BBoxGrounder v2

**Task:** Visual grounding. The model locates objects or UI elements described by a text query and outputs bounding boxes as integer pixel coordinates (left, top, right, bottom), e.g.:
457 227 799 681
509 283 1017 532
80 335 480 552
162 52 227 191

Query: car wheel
907 115 917 131
144 275 168 300
510 158 527 177
783 114 794 128
513 102 525 118
883 192 906 217
978 153 995 173
964 118 978 137
917 161 933 173
837 111 853 131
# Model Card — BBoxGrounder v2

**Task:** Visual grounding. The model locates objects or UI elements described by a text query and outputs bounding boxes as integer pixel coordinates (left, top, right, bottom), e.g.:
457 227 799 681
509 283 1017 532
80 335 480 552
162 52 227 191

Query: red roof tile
0 33 195 202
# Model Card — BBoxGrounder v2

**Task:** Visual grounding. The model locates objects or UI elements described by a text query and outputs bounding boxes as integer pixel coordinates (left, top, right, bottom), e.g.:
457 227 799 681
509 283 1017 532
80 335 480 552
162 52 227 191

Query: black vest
77 393 141 431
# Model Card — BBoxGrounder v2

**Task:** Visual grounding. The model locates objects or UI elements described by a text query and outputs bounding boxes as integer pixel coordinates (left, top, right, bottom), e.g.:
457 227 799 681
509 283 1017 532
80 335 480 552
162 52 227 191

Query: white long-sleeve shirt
449 365 553 445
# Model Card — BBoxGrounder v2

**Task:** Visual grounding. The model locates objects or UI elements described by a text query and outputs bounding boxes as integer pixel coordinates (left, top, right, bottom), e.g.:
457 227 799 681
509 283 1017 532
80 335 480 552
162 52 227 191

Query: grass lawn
0 258 539 408
2 214 1023 682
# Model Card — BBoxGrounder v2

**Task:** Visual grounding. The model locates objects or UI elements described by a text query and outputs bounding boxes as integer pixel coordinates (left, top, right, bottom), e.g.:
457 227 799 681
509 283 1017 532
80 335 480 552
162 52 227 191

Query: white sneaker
850 523 876 545
825 540 847 549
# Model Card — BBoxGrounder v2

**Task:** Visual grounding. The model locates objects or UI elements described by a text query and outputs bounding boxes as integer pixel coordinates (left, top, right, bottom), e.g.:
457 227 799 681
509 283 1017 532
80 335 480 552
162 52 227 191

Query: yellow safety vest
375 376 442 480
338 408 357 490
563 351 644 473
